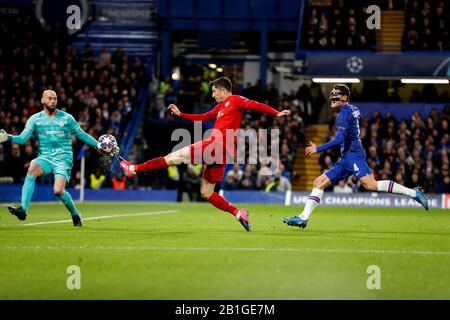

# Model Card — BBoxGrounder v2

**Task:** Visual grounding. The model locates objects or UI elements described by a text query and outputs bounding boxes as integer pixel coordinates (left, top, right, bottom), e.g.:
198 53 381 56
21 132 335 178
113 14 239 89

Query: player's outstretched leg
8 175 37 221
57 191 82 227
120 156 168 177
120 147 189 177
282 215 308 229
412 187 430 210
201 178 251 231
283 174 330 230
8 205 27 221
236 208 251 232
206 192 251 232
361 176 430 210
54 178 82 226
283 188 323 229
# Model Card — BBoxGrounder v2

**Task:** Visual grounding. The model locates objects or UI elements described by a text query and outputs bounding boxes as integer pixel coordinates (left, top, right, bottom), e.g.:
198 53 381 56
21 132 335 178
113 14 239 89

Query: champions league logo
433 57 450 77
346 56 364 74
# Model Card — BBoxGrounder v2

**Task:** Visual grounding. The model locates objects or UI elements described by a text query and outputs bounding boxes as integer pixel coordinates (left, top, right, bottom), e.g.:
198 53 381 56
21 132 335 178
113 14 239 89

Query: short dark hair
333 84 350 97
209 77 232 92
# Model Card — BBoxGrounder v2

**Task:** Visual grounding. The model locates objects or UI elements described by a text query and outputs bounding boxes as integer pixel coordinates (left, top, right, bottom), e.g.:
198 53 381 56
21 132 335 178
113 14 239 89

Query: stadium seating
403 0 449 51
0 15 148 188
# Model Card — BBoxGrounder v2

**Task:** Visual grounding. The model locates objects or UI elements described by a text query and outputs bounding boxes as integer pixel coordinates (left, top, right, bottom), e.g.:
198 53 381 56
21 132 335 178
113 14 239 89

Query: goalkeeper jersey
10 110 98 163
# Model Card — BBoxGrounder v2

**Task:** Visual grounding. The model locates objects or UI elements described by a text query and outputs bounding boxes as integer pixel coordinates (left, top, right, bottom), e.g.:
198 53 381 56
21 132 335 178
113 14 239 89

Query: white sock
377 180 416 197
299 188 324 220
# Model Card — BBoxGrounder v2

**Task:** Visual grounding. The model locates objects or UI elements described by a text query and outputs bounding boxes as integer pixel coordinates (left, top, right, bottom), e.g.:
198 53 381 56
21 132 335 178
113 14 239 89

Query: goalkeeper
0 90 117 226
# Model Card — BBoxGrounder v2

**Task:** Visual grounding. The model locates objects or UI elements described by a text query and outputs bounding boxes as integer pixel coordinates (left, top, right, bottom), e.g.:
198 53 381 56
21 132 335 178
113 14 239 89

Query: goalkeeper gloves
110 146 120 157
0 129 9 143
97 144 119 156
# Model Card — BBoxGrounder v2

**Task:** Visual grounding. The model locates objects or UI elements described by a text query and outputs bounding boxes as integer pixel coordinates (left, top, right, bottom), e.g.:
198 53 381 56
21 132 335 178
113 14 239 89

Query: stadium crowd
151 70 310 193
319 106 450 194
1 14 449 195
403 0 449 51
302 0 377 50
0 16 146 189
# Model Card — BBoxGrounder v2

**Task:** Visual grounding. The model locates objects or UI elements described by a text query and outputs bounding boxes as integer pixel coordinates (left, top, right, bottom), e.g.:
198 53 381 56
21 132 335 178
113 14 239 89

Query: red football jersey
179 95 278 136
179 95 279 162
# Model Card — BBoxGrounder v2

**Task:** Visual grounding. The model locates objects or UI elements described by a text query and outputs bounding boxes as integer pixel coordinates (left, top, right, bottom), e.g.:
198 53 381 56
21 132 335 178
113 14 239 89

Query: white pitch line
3 245 450 256
22 210 179 226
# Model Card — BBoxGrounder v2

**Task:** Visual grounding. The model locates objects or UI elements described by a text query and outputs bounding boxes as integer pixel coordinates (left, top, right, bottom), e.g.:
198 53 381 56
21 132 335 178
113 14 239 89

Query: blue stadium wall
1 185 448 209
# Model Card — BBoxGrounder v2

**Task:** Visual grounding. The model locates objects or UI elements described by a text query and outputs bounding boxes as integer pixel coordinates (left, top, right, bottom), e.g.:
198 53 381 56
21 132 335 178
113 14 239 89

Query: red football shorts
202 164 225 184
189 139 226 184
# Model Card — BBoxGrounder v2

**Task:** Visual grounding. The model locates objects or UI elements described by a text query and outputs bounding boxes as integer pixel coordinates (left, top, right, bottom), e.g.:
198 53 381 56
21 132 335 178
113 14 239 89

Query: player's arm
69 115 99 149
243 99 290 117
168 103 220 122
0 117 36 144
306 125 346 156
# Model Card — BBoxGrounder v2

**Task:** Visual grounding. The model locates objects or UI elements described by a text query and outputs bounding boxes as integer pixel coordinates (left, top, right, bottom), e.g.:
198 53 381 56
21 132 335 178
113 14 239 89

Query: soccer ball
98 134 117 153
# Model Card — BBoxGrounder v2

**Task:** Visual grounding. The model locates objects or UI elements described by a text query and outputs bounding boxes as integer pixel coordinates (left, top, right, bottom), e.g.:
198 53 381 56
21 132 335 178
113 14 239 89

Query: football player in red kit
120 77 290 231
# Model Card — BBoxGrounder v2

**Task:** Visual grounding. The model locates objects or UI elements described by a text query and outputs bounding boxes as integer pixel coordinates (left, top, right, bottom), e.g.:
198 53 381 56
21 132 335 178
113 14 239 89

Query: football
97 134 117 153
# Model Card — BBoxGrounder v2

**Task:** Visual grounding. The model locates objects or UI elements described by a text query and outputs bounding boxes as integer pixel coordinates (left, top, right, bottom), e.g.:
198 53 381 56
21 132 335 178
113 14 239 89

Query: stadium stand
301 0 377 50
0 15 148 188
402 0 449 51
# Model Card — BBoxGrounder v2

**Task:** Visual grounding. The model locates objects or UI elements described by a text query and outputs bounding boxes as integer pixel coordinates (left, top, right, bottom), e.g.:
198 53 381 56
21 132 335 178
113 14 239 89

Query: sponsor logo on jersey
350 106 360 118
225 102 230 107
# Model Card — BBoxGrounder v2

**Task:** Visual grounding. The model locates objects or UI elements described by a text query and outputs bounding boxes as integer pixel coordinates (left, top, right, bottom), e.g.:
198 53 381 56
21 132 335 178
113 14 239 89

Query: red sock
207 192 239 216
134 157 168 172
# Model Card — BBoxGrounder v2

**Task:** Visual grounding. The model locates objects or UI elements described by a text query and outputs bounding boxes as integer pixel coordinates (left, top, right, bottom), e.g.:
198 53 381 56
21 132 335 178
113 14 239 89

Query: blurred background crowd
1 7 449 195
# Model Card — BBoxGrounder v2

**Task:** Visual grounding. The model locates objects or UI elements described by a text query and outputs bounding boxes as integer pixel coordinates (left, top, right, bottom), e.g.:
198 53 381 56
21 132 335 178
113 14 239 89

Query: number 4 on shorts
354 163 359 171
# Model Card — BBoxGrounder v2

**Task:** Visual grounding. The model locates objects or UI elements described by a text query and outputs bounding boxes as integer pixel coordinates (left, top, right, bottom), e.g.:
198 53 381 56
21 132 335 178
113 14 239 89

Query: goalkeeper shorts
31 156 72 183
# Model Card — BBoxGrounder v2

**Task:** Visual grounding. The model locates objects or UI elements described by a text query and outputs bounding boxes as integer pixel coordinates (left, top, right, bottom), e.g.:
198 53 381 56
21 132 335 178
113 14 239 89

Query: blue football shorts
325 154 372 184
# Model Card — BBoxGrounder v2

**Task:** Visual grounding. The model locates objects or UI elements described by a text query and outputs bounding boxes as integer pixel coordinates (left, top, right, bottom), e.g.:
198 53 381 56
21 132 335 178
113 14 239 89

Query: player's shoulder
347 104 361 118
57 110 75 120
56 109 70 117
230 95 249 103
340 104 359 120
28 111 44 121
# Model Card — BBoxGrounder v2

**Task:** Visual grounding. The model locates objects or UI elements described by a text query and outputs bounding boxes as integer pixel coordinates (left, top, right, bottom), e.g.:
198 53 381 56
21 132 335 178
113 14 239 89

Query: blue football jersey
335 104 365 156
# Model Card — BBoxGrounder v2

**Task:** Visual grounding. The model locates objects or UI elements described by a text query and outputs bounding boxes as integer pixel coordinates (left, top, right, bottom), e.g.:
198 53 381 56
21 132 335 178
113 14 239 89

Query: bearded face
41 91 57 114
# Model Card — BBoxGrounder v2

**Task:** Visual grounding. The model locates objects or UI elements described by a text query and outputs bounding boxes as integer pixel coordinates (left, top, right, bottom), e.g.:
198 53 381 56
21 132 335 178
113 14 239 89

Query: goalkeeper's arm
69 115 99 149
1 116 36 144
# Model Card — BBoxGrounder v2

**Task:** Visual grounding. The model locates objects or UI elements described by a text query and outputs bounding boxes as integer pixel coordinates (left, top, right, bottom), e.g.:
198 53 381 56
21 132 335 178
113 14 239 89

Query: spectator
333 179 353 193
225 164 244 190
182 164 202 201
240 165 256 190
0 16 146 190
437 175 450 193
302 2 376 50
112 173 127 190
403 0 449 51
90 169 106 190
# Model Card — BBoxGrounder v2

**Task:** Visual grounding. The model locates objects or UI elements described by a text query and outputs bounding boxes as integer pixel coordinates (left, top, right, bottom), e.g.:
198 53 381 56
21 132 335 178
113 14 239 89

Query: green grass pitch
0 201 449 299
